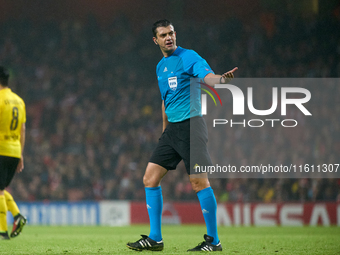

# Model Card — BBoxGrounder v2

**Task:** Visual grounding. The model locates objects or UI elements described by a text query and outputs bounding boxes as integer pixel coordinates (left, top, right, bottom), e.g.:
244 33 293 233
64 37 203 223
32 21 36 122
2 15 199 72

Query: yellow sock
0 195 8 232
4 190 20 217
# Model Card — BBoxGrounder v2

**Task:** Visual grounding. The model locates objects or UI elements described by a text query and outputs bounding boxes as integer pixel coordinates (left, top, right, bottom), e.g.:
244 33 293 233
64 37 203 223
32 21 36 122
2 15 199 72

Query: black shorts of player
0 155 20 190
149 116 212 175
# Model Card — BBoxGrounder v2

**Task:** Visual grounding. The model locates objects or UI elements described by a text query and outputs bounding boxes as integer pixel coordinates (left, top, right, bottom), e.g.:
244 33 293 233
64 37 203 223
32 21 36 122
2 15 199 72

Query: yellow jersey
0 88 26 158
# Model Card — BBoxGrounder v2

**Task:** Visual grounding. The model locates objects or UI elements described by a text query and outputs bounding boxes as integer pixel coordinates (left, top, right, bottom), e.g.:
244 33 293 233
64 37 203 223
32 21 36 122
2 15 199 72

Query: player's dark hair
152 19 173 37
0 66 10 86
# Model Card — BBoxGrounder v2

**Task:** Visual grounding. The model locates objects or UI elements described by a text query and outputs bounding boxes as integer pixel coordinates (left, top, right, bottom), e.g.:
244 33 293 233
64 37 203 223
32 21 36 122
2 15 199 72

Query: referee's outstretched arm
204 67 238 86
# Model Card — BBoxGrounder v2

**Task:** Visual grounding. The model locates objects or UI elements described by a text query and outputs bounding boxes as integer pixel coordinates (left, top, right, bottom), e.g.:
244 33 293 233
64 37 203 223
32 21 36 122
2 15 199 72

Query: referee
127 20 237 252
0 66 27 240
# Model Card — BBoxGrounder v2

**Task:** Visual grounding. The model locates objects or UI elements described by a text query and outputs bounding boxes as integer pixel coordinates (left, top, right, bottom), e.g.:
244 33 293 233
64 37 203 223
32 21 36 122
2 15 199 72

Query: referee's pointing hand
221 67 238 83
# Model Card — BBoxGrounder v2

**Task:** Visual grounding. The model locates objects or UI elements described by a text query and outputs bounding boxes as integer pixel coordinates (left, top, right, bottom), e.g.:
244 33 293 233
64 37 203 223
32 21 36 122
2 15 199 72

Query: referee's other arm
162 100 169 132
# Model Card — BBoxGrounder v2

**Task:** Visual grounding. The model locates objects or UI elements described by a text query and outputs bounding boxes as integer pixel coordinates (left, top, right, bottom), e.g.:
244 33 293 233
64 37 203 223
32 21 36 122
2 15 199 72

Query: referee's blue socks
145 186 163 242
197 187 220 245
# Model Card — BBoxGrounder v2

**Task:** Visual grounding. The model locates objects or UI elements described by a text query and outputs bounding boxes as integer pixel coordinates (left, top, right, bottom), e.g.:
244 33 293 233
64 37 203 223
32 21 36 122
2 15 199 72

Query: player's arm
162 100 169 132
204 67 238 87
16 123 25 173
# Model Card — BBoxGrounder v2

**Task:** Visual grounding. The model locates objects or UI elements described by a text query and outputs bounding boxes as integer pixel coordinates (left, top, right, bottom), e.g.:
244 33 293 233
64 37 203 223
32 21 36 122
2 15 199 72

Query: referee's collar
164 46 181 58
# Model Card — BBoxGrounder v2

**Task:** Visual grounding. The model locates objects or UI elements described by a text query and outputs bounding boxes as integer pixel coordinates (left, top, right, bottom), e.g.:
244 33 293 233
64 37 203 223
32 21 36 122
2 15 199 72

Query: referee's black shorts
0 155 20 190
149 116 212 175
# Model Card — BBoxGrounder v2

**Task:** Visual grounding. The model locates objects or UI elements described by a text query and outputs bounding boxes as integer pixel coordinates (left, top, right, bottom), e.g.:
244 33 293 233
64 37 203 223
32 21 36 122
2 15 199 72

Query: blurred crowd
1 13 339 202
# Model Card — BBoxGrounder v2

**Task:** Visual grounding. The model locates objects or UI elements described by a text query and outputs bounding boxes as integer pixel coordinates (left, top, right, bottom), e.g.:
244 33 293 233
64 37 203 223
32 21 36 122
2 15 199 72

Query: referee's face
153 25 177 56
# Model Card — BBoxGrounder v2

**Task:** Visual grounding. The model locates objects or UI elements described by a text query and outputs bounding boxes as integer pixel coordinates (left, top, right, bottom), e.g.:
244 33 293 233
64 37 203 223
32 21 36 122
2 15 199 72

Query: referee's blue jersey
156 46 214 123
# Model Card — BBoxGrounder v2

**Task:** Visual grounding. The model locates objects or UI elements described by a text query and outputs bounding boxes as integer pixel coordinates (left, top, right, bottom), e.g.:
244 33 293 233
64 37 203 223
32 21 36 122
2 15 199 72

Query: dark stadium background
0 0 339 225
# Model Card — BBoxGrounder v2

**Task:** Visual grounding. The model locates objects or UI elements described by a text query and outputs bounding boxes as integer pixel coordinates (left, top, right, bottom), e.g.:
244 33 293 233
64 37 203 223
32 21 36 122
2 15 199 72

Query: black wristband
220 76 223 84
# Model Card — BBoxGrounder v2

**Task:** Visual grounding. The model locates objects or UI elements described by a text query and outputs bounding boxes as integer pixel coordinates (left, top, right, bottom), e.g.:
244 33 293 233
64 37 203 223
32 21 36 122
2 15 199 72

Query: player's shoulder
17 94 25 106
7 89 25 106
11 90 24 101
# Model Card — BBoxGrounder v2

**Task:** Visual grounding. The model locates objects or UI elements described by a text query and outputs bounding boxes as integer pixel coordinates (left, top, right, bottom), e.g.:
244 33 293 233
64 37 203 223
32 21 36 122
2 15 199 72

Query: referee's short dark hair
152 19 173 37
0 66 10 86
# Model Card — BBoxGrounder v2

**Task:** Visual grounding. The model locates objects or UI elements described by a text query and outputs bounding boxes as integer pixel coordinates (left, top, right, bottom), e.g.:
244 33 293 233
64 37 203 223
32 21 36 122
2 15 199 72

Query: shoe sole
126 244 163 251
187 249 223 252
126 244 143 251
10 218 27 238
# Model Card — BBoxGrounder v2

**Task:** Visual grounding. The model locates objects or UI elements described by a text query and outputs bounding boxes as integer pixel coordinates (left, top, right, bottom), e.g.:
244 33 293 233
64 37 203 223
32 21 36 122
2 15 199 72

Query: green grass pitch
1 225 339 254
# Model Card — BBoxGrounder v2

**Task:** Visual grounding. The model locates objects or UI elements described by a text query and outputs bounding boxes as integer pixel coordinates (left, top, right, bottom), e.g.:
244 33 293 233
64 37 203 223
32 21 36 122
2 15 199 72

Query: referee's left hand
221 67 238 83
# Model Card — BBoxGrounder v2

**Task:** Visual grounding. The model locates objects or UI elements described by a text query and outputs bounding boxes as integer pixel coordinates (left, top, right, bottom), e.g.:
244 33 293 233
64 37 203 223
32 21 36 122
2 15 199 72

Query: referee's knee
143 174 159 187
143 174 150 187
190 178 210 193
